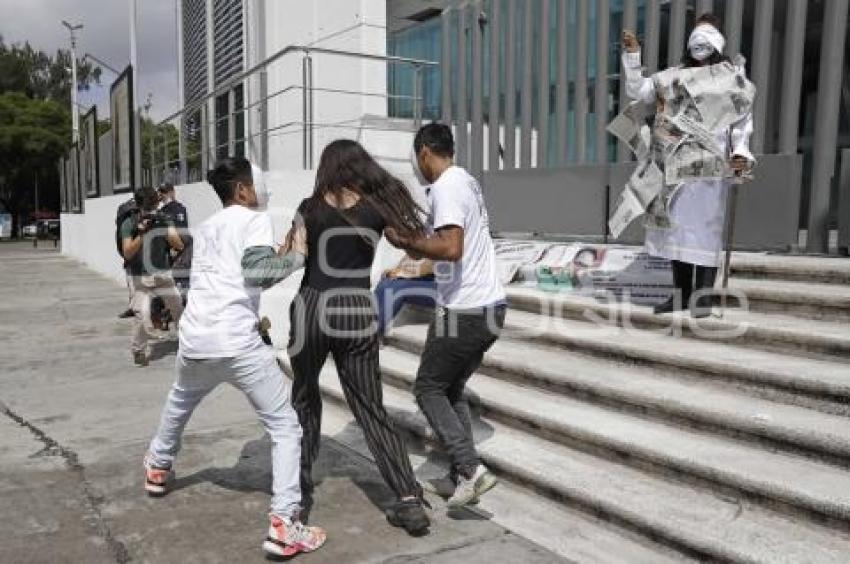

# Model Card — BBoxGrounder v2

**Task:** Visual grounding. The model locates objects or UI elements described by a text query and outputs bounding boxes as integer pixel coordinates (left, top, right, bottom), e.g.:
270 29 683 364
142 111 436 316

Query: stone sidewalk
0 243 565 564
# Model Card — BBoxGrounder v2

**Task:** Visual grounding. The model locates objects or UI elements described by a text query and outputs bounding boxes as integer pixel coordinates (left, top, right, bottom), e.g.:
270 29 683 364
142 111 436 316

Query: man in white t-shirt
143 158 326 559
385 123 506 509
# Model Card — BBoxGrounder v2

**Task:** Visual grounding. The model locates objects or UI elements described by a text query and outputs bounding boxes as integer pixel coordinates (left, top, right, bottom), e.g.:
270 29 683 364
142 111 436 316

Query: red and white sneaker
263 514 327 558
143 454 174 497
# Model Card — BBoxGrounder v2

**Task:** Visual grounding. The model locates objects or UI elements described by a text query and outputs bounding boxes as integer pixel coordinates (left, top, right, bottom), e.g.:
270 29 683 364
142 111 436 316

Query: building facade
385 0 849 251
161 0 850 251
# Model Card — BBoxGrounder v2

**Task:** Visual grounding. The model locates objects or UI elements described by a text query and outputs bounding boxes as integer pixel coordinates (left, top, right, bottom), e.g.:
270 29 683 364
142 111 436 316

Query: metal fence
148 45 438 186
437 0 849 253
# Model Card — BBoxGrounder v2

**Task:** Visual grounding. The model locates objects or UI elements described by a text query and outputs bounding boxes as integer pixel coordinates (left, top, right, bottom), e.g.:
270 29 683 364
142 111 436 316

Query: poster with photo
110 66 135 193
80 106 100 197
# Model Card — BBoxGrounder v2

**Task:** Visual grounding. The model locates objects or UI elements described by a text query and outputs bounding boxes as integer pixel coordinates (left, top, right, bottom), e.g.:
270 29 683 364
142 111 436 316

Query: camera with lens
141 211 170 230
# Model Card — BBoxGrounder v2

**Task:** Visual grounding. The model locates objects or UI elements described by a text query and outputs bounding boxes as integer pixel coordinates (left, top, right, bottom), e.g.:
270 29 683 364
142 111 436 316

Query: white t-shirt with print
179 205 274 358
428 165 505 309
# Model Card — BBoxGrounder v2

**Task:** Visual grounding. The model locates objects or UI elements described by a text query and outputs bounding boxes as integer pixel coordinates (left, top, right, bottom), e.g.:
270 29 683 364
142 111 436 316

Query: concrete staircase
282 253 850 562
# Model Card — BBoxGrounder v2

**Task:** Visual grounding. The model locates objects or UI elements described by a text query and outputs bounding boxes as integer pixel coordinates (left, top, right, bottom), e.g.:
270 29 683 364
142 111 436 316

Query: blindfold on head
688 23 726 56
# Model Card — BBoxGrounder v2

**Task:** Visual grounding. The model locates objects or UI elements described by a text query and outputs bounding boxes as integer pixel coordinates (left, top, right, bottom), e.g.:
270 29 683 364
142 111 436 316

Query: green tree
0 36 101 235
0 36 101 108
0 92 70 234
142 116 181 183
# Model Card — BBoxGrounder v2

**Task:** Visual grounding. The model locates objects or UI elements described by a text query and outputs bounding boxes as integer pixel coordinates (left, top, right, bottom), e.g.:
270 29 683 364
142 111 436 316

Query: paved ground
0 242 565 564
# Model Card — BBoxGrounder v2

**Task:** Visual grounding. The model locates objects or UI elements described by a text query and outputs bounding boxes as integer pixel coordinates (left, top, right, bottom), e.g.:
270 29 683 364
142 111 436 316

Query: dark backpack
115 198 139 259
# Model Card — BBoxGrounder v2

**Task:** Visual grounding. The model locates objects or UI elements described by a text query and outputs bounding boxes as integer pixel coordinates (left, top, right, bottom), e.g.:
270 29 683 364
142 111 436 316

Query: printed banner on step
494 239 673 304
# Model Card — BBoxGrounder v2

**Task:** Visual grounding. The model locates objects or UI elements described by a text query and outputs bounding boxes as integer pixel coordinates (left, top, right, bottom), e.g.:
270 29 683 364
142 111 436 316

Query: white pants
147 348 303 519
130 274 184 355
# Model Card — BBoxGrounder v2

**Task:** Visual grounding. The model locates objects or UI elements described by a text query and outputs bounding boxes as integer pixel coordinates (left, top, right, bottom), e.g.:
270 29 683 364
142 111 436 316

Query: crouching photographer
120 186 185 367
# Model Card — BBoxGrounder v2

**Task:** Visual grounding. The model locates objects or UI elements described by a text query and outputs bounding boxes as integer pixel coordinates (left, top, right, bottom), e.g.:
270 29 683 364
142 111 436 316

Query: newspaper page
609 187 644 239
607 101 653 160
665 143 727 185
679 63 756 131
609 160 664 238
493 240 552 284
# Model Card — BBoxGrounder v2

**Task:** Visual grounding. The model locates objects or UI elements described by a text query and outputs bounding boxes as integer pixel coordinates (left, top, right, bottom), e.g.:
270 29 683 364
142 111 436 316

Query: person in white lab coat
622 14 755 317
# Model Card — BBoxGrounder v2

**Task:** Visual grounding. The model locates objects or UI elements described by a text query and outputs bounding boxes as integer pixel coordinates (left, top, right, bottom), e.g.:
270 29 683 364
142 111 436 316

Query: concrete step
317 394 693 564
726 278 850 321
371 345 850 525
277 353 850 563
387 323 850 463
732 253 850 285
496 308 850 413
505 286 850 358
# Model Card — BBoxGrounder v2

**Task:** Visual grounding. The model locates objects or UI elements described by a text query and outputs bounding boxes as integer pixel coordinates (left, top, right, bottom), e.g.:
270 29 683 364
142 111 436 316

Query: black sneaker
653 296 683 315
119 308 134 319
385 499 430 536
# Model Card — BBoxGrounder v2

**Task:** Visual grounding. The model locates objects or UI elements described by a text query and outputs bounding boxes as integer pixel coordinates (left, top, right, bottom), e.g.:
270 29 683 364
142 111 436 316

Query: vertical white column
537 0 550 168
594 0 609 164
504 0 517 169
574 0 588 163
807 0 850 253
750 0 775 155
778 0 807 155
555 0 568 165
519 0 533 168
667 0 687 67
617 0 637 162
487 0 501 170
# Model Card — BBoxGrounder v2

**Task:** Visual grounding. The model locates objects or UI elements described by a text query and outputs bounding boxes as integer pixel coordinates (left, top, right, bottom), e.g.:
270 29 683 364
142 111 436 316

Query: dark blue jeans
373 276 437 335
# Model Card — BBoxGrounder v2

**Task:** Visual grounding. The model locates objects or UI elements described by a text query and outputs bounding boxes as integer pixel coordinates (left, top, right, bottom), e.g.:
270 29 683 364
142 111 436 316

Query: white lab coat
622 53 754 267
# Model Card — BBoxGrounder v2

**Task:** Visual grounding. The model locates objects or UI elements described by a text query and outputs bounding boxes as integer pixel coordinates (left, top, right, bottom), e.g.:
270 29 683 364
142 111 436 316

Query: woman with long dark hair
287 139 430 534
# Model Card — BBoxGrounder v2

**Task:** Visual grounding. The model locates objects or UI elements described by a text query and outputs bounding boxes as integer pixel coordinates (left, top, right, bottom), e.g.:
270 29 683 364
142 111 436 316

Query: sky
0 0 181 121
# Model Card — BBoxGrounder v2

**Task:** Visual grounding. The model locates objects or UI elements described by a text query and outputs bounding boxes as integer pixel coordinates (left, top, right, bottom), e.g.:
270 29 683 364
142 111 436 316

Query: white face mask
689 42 714 61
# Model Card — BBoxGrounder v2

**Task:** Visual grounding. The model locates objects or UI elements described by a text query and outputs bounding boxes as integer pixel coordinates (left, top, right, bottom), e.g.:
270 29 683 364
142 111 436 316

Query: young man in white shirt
385 123 506 508
143 158 326 558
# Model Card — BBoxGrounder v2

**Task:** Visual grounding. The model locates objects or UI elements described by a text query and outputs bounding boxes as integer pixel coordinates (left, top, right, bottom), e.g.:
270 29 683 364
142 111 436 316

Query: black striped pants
288 285 422 505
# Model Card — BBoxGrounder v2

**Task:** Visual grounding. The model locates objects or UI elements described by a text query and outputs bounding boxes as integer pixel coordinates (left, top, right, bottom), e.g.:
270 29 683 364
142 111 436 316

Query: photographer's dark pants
414 304 506 478
288 286 422 505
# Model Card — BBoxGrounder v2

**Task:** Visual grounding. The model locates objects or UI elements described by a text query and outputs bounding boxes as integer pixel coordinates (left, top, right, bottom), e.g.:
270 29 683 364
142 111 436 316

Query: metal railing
149 44 438 185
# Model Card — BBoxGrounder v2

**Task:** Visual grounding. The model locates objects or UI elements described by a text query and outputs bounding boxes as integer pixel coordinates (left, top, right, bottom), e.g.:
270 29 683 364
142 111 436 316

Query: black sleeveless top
297 197 386 291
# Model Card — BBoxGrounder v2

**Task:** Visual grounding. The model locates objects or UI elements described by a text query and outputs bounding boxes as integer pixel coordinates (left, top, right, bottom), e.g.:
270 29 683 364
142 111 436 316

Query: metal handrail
156 44 438 126
150 43 438 185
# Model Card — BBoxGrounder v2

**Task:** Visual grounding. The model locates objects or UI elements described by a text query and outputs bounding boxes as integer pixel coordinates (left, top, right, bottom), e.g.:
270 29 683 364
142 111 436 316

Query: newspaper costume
608 25 756 267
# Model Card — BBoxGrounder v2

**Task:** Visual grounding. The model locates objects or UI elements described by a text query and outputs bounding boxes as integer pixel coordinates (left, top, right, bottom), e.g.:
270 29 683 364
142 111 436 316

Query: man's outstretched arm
241 247 305 288
385 225 464 262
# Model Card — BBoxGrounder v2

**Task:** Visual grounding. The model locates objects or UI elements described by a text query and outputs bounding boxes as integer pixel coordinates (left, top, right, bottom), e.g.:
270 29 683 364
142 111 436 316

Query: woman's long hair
309 139 425 235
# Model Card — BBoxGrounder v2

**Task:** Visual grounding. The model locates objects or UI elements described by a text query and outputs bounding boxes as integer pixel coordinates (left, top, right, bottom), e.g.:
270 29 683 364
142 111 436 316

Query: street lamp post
129 0 141 189
61 20 84 144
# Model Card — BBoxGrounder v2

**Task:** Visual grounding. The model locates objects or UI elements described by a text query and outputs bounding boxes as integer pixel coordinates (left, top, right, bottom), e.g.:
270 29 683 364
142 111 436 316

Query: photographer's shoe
119 308 134 319
133 351 148 367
